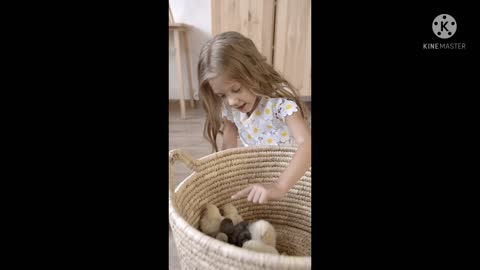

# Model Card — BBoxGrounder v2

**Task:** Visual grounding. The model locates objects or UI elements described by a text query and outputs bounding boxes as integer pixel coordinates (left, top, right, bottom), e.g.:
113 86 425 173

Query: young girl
197 31 311 204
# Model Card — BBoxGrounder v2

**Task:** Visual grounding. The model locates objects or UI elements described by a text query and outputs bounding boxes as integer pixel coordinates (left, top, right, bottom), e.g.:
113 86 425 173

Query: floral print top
222 97 299 146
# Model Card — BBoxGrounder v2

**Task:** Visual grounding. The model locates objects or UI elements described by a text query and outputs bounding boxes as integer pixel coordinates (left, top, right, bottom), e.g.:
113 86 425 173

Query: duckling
236 227 252 247
200 203 224 237
229 220 251 247
215 232 228 242
248 220 277 248
221 203 244 225
219 218 234 235
242 239 279 254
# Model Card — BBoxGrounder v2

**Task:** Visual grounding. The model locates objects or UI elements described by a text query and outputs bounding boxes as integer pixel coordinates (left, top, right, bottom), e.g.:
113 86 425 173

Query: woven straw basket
169 146 311 270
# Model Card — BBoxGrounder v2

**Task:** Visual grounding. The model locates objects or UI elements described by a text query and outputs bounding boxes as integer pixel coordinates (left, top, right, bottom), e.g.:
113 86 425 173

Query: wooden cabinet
211 0 276 65
273 0 311 97
211 0 311 97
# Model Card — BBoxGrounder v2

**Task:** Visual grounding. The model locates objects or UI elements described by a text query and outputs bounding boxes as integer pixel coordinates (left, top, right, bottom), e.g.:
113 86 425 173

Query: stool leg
174 30 186 119
182 31 195 108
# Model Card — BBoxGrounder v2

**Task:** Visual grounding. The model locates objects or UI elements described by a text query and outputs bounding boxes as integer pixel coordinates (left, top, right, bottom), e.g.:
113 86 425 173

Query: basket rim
172 145 303 197
173 145 301 192
169 146 311 266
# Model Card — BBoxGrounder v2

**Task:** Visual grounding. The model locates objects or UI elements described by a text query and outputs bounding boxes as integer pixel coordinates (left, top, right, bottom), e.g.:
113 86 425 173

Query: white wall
169 0 212 100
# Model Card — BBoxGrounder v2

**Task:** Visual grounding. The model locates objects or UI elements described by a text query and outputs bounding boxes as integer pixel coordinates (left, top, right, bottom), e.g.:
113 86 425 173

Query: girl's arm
275 112 311 193
222 117 238 150
232 112 311 203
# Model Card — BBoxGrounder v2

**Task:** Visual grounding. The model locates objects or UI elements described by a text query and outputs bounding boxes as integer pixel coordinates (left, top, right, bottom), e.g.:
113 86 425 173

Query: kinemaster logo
423 14 466 50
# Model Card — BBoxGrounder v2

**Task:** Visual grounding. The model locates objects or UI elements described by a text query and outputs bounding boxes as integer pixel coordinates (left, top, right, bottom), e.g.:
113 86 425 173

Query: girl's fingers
259 191 268 204
232 185 269 204
231 185 253 199
252 189 262 203
247 187 256 202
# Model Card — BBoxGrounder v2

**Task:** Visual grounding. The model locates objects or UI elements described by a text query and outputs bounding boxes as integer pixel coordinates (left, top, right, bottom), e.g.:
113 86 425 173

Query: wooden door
211 0 276 65
273 0 311 97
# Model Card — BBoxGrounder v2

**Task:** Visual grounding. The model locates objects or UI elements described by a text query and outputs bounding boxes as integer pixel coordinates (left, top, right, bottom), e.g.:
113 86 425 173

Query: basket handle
169 149 199 199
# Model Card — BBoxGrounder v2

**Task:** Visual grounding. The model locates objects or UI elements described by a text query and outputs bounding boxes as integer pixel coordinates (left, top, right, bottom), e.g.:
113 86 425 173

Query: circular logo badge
432 14 457 39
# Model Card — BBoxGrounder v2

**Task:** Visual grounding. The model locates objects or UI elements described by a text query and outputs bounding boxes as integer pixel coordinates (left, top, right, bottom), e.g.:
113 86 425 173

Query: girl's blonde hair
198 31 308 152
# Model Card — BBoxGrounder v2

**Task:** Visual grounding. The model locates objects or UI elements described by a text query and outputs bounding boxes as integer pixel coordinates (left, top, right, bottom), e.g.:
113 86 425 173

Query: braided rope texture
169 146 311 270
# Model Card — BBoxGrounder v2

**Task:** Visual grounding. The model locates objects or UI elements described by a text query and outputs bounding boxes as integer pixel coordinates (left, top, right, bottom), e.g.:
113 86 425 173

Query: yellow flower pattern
221 97 298 146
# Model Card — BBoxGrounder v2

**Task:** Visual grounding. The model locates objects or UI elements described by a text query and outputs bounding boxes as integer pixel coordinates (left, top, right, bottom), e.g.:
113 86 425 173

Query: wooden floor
168 101 238 187
169 101 210 270
168 100 311 269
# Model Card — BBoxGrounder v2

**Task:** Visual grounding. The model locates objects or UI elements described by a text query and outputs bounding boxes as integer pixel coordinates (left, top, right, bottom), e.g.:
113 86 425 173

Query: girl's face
209 74 258 114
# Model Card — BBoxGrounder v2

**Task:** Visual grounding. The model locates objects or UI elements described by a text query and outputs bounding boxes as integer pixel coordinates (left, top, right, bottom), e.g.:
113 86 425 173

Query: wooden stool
169 6 195 120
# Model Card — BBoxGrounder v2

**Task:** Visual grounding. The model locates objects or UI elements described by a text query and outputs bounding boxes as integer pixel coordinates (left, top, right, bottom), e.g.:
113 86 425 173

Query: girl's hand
231 183 288 204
